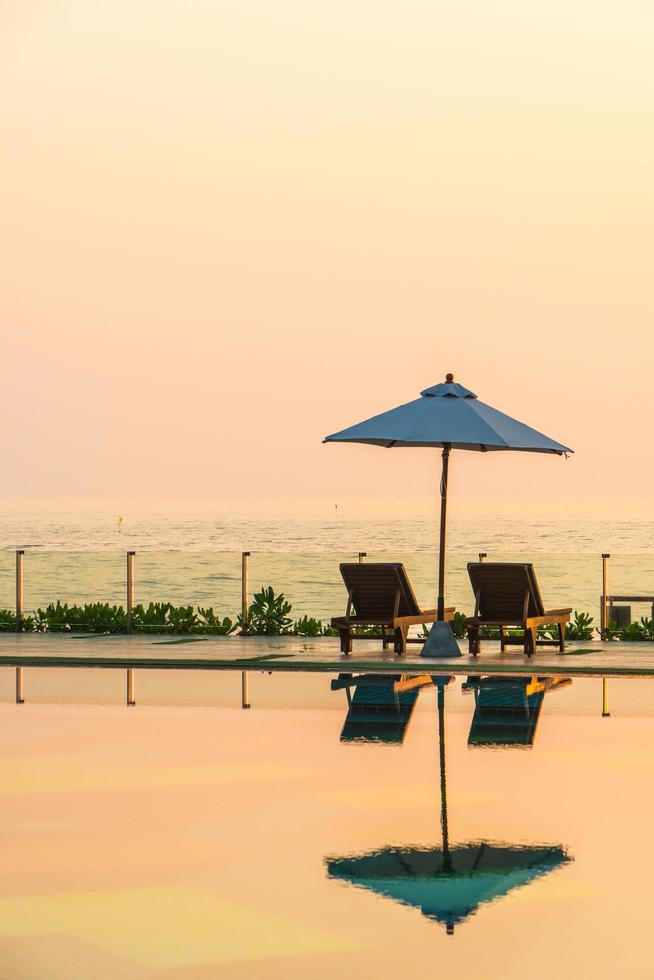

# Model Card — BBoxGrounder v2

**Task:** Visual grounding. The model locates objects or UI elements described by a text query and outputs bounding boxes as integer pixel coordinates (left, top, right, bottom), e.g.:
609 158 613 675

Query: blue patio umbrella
324 374 572 657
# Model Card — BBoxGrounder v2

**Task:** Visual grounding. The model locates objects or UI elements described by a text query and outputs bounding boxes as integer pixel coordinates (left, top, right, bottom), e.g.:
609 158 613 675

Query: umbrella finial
445 373 454 383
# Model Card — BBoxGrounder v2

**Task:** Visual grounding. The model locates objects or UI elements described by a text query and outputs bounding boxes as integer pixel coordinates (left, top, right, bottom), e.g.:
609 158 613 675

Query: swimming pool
0 668 651 978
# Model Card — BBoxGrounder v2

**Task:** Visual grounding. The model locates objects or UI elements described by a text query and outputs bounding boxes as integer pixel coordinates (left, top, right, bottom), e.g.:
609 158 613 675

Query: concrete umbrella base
420 620 462 659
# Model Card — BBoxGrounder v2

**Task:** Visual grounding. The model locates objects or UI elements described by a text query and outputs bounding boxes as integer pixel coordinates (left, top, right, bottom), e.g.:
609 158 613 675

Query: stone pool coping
1 633 654 678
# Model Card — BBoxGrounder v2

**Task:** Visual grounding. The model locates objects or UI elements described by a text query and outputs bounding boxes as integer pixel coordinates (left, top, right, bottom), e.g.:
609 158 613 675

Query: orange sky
1 2 653 513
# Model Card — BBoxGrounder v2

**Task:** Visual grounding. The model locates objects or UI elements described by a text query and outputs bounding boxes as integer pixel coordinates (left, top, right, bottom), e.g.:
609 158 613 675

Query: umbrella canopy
324 374 572 656
326 841 570 931
324 376 572 453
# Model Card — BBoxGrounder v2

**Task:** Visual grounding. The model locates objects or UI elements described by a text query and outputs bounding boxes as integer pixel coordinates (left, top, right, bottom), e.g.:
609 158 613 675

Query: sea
1 507 653 626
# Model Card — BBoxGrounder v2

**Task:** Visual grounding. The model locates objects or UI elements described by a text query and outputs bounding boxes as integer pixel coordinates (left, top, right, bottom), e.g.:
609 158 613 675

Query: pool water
0 669 652 978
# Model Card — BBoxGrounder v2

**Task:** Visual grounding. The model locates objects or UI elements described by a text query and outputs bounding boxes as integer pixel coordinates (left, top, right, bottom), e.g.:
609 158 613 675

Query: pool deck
1 633 654 678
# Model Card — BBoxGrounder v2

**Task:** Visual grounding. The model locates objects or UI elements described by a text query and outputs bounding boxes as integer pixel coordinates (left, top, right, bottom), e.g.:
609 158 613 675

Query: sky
1 1 653 515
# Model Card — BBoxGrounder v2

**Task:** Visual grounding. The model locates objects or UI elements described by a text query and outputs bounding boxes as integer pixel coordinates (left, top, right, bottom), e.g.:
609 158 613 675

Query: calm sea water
1 509 654 624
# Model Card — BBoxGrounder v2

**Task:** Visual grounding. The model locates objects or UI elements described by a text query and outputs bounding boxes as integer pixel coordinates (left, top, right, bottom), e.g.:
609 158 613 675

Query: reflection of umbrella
327 841 569 932
326 678 571 932
324 374 572 657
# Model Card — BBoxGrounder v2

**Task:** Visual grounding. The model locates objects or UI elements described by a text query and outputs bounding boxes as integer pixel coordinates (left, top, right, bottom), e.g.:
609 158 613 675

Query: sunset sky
2 1 653 514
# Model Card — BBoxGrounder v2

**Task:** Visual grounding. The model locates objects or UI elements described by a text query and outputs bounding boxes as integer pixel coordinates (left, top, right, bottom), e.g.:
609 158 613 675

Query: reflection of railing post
15 667 24 704
242 671 250 709
602 677 610 717
478 552 487 564
601 553 610 640
15 549 24 632
358 552 367 563
126 551 135 633
127 668 135 706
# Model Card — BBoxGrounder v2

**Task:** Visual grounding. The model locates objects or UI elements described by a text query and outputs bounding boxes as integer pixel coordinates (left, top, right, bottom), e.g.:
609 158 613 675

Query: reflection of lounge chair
331 563 454 655
331 673 432 744
466 563 572 657
463 676 571 747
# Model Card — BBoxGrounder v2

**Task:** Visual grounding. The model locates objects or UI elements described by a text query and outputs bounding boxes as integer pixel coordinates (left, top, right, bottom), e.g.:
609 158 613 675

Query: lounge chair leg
524 627 537 657
468 628 480 656
558 622 566 653
339 628 352 655
381 626 390 650
499 626 508 653
393 627 407 655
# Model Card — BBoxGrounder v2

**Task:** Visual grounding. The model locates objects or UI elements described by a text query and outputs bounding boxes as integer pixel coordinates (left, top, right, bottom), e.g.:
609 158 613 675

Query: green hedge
5 593 648 642
0 589 338 637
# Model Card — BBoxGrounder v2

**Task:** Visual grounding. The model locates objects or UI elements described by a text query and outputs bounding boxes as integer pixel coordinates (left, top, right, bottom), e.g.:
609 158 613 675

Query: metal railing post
602 677 610 717
15 667 24 704
241 551 250 625
15 549 24 632
241 551 251 710
126 551 135 633
601 553 610 640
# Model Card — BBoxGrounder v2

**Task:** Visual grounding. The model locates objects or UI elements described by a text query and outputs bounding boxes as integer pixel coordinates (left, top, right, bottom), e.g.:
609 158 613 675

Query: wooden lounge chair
466 563 572 657
331 563 454 655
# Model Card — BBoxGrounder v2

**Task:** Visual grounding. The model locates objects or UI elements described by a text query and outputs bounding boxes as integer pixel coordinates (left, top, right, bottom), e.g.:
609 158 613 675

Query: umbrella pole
421 447 460 658
437 683 451 871
437 445 451 621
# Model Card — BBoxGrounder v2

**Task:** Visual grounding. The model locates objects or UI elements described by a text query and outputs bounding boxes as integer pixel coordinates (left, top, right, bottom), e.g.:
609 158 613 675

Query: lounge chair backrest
467 563 545 621
339 563 421 619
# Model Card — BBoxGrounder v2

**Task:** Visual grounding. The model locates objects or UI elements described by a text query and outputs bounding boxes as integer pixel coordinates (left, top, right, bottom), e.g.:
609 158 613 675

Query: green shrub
451 611 468 639
238 586 293 635
33 601 72 632
292 615 324 637
0 609 17 631
130 603 235 634
131 602 171 632
166 604 199 634
611 617 654 642
32 601 127 633
196 607 236 635
566 611 595 640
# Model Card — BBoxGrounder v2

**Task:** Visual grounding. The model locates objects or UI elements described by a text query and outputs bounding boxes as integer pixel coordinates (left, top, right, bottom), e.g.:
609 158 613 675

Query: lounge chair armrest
393 608 455 627
525 611 572 628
